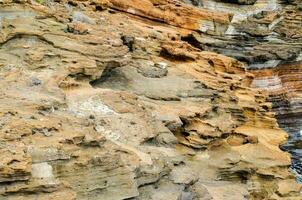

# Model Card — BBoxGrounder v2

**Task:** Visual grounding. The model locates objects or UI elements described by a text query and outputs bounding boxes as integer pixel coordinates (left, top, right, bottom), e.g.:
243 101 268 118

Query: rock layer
181 0 302 68
251 61 302 176
0 0 301 200
251 62 302 118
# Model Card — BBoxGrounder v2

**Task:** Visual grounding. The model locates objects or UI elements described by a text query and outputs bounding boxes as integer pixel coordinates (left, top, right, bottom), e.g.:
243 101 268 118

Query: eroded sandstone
0 0 301 200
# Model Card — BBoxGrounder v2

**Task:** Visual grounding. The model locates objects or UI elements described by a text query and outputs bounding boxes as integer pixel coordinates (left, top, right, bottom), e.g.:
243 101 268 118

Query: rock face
182 0 302 68
251 61 302 176
251 62 302 119
0 0 301 200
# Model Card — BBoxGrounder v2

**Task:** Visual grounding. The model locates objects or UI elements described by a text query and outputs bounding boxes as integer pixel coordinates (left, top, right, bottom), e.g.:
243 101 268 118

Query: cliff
0 0 301 199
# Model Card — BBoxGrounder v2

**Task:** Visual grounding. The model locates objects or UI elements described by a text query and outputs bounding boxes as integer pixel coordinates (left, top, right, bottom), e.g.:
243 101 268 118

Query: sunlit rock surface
0 0 301 199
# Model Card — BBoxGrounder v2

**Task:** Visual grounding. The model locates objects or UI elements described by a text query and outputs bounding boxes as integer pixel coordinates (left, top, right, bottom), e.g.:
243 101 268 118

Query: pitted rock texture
0 1 301 200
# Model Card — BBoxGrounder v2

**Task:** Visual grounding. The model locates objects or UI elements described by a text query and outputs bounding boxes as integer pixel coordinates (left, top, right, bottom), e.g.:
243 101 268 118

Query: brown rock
0 1 301 200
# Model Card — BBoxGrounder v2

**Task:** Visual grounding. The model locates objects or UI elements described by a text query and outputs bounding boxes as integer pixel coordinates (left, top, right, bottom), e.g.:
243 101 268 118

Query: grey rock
137 61 168 78
27 146 70 163
178 192 194 200
30 77 42 86
72 11 96 24
156 132 178 146
170 166 199 185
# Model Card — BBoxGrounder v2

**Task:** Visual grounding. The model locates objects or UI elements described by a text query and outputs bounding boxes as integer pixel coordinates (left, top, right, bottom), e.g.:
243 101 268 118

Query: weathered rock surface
251 62 302 118
251 61 302 177
181 0 302 69
0 0 301 200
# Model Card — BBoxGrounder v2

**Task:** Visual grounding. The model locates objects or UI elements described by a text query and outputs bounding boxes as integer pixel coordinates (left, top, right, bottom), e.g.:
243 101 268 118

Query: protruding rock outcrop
0 0 301 200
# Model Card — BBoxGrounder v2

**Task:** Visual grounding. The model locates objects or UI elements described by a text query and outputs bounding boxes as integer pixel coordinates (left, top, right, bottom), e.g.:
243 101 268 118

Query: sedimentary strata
0 0 301 200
